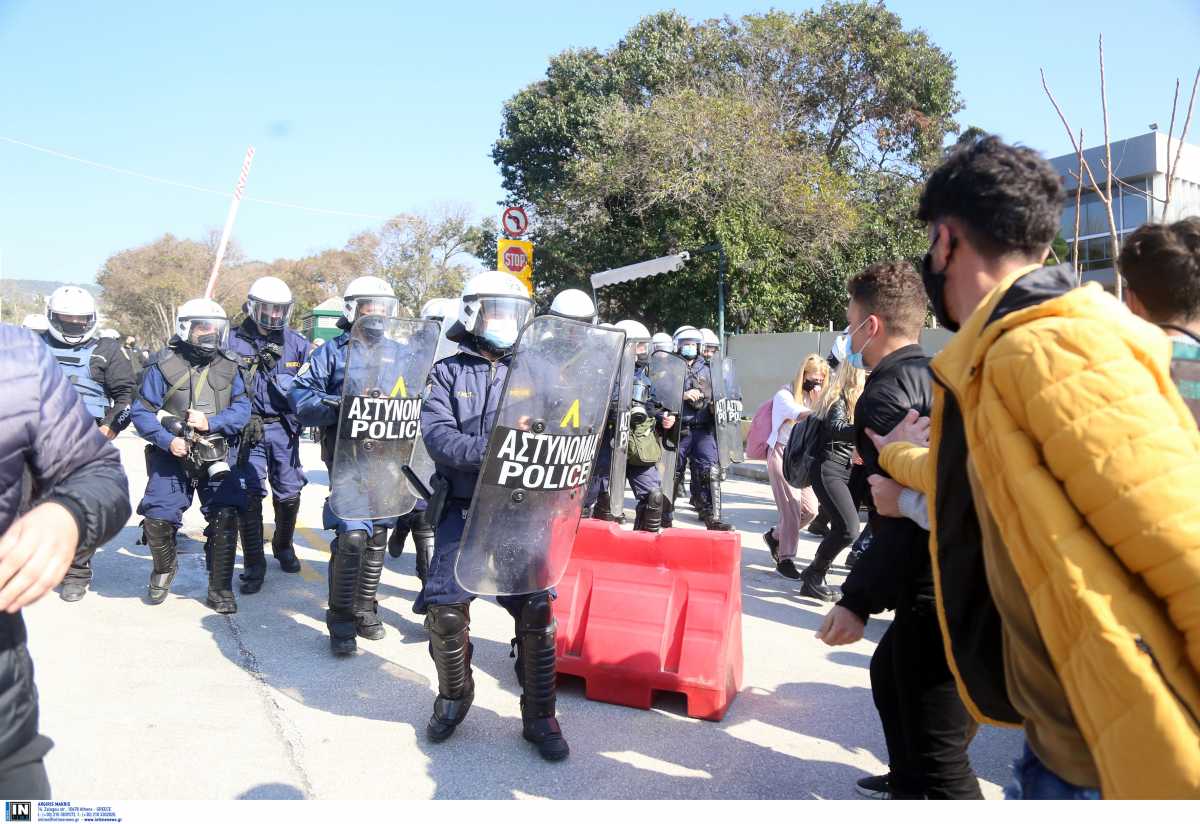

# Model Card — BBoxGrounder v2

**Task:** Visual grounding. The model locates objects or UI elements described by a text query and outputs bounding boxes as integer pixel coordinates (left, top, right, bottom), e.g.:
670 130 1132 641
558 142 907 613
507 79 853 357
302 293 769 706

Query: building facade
1049 130 1200 286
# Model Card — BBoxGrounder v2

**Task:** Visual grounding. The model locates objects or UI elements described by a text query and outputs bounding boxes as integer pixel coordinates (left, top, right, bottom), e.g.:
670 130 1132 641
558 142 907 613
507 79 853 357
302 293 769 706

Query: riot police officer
387 296 458 580
417 270 572 761
587 320 676 530
131 299 251 613
700 328 720 362
674 327 732 531
40 285 137 602
227 277 310 593
650 332 673 354
290 276 402 656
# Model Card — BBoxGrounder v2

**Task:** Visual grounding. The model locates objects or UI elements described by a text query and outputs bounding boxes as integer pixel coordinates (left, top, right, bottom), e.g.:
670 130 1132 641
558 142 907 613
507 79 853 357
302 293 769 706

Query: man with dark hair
817 260 982 800
871 135 1200 798
1119 216 1200 419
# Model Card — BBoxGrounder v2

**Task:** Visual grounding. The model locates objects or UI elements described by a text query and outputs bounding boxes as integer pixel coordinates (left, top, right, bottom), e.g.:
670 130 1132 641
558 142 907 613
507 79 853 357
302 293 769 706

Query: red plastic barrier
553 519 743 721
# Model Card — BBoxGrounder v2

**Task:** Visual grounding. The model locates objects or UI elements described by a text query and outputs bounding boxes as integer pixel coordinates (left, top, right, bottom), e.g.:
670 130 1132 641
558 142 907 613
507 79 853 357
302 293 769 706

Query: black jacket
0 325 131 768
815 398 855 466
837 344 934 621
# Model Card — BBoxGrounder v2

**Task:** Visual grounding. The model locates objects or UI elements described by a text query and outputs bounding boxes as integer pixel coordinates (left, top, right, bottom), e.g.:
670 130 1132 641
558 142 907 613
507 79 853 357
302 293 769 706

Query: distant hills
0 279 101 324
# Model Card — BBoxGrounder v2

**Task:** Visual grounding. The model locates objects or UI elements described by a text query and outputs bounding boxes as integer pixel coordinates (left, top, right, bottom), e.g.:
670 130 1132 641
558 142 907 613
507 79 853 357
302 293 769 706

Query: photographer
131 299 250 614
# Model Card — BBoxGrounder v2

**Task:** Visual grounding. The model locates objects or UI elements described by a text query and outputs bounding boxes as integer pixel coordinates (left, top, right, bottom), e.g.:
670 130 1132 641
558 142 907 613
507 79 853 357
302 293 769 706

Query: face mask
359 315 386 342
481 317 519 350
802 379 821 392
846 317 874 370
680 344 698 360
191 333 219 353
635 352 650 367
921 239 959 332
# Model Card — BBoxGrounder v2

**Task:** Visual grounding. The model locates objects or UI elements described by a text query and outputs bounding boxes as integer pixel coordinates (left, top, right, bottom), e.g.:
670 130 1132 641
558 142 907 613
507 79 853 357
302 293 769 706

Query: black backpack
783 413 825 488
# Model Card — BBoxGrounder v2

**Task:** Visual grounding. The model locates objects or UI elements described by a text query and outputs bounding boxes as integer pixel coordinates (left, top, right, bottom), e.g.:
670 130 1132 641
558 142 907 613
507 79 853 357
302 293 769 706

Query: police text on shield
343 395 422 440
487 425 603 491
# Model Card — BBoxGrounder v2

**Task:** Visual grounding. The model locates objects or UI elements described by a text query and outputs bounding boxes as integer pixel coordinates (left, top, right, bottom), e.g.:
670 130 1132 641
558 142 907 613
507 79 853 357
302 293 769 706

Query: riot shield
650 350 687 500
330 317 441 520
455 315 625 596
713 352 745 467
603 340 637 519
405 315 463 497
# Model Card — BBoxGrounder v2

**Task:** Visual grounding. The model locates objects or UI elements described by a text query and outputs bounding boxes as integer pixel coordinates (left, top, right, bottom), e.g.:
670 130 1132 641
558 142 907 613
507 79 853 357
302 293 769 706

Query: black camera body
156 409 232 481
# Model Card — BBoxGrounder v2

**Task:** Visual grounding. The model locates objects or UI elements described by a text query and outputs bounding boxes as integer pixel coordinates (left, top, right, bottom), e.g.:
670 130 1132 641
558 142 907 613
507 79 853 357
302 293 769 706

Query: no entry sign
497 238 534 295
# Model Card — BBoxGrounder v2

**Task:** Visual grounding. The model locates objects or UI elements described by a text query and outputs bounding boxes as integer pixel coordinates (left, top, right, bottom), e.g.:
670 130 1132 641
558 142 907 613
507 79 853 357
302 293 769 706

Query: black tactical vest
156 350 239 417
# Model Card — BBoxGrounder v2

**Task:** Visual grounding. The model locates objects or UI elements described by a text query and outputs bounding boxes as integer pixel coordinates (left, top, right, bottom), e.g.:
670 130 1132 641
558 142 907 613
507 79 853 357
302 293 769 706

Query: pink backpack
745 395 774 460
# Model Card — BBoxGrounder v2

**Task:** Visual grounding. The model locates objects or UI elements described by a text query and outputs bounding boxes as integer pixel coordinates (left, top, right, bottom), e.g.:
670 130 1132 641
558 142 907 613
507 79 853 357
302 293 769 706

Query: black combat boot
144 518 178 605
388 514 409 558
517 592 569 762
354 527 387 641
271 496 302 573
328 531 364 655
425 603 474 742
411 510 434 585
633 488 665 532
205 506 240 614
703 466 734 531
592 489 616 521
238 496 267 594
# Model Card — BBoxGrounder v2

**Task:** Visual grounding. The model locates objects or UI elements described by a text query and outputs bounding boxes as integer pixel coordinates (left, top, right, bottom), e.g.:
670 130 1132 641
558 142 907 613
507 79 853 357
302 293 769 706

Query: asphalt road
22 433 1021 800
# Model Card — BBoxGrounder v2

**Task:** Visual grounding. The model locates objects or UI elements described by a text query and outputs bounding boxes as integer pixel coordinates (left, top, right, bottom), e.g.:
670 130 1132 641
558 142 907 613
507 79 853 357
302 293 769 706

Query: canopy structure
589 252 690 290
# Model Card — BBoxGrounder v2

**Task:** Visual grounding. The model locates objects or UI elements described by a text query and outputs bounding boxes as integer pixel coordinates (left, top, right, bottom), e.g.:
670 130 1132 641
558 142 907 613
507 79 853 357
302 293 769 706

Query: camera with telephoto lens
156 409 232 481
630 377 652 426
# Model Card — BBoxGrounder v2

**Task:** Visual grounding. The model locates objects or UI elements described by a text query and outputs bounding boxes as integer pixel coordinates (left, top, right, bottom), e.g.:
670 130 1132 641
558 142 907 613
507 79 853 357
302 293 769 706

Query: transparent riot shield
713 352 745 467
603 340 638 519
455 315 625 596
650 350 687 500
330 317 441 520
404 315 463 498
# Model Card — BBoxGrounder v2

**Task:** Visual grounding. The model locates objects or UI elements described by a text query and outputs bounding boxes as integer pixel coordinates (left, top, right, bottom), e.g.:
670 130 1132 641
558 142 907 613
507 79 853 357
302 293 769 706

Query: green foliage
488 2 961 333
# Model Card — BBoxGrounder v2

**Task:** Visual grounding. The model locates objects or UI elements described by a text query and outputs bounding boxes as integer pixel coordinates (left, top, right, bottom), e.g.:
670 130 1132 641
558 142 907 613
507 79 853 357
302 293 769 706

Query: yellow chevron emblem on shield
389 376 408 398
560 398 581 429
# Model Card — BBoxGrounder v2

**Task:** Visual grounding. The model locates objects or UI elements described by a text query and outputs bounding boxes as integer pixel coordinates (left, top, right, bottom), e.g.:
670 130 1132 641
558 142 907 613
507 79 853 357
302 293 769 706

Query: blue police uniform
227 319 310 587
416 335 569 758
132 339 251 612
290 324 400 653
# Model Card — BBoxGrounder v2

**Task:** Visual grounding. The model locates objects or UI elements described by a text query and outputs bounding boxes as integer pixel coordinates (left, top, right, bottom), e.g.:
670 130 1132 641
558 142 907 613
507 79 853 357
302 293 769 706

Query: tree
488 3 961 332
97 234 213 348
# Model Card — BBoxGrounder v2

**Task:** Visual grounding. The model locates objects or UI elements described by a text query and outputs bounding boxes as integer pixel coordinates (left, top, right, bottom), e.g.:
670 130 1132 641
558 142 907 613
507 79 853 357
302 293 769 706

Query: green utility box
300 297 344 344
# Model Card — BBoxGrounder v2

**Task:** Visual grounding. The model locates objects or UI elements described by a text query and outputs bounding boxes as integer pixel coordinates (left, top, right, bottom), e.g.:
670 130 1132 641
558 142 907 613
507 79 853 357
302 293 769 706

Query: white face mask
481 317 519 349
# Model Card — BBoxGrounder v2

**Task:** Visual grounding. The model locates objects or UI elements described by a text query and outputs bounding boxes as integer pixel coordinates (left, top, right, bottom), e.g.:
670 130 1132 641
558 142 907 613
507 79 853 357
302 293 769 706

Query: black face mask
358 316 386 342
192 332 219 352
920 242 960 332
802 379 820 392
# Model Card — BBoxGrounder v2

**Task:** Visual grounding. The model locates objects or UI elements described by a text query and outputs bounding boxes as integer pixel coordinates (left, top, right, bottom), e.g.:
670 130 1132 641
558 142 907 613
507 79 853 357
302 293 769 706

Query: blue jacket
681 356 714 429
290 332 348 430
419 340 510 501
0 325 131 763
227 319 310 431
132 348 251 454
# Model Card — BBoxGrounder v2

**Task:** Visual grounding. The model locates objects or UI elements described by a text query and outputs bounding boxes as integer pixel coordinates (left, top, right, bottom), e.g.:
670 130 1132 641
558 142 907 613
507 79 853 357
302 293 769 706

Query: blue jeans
1005 741 1101 800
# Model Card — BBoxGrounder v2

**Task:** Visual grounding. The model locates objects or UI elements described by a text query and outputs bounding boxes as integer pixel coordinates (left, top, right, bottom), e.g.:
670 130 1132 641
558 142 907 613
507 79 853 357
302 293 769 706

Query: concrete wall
726 328 952 414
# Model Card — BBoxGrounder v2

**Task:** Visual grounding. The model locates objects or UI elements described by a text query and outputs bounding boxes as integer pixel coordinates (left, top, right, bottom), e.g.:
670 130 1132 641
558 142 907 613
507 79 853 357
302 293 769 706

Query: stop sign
504 247 528 272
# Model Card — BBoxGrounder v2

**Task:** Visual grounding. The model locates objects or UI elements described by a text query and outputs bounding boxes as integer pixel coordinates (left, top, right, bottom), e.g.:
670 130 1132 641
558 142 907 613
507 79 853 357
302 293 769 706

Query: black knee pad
427 603 471 636
338 529 369 556
142 517 175 544
211 506 239 532
518 592 554 633
370 524 388 548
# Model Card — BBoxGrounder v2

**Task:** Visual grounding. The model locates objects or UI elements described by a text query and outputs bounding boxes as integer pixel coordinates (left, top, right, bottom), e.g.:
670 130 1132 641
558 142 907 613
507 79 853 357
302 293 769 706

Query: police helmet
46 285 98 345
453 270 533 352
420 297 456 323
247 276 294 331
547 289 596 324
175 298 229 354
342 276 399 323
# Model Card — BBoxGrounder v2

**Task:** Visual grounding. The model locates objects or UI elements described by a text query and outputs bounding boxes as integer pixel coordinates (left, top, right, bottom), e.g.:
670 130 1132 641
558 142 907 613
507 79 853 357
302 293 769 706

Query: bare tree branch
1074 129 1084 285
1098 34 1122 299
1163 78 1181 216
1165 66 1200 220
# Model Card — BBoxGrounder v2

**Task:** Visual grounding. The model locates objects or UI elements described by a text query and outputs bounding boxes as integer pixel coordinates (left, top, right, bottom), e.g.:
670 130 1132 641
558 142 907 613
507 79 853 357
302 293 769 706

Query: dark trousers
0 759 50 799
808 458 858 573
870 607 982 799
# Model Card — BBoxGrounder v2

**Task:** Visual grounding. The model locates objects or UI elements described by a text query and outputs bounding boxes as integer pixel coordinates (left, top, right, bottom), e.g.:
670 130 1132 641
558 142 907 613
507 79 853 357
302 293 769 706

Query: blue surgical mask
481 317 519 351
845 317 874 370
680 344 698 359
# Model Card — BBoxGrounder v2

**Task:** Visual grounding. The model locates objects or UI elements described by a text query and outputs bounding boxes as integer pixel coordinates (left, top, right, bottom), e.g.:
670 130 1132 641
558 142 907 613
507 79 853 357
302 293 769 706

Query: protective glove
242 414 265 448
258 343 283 372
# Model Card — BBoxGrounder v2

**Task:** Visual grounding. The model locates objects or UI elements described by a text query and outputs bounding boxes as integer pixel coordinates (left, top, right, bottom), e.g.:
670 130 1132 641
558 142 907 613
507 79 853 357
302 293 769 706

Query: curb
729 461 769 482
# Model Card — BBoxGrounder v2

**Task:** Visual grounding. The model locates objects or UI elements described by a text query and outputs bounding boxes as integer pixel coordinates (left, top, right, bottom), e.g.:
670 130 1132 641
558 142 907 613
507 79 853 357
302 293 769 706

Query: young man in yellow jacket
870 136 1200 799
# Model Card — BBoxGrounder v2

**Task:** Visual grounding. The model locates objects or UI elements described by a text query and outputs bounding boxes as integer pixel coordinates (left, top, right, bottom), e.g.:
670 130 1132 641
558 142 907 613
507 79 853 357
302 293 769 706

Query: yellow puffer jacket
881 264 1200 799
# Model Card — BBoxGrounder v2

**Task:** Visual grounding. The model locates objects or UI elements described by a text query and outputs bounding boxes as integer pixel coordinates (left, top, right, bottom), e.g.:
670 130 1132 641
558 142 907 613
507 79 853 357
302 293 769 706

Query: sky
0 0 1198 284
